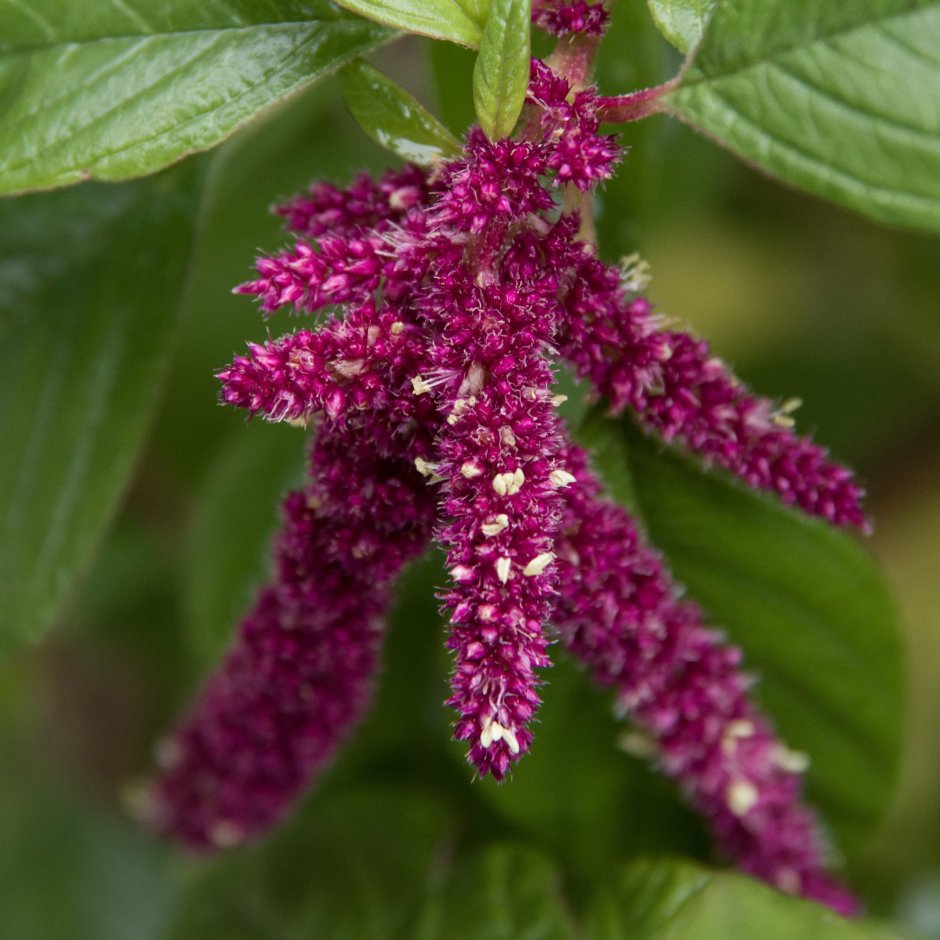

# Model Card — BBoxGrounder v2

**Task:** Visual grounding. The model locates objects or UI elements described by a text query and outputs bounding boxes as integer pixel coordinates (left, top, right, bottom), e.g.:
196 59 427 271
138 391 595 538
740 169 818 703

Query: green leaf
342 59 463 165
588 858 910 939
415 846 577 939
167 786 456 940
581 416 903 864
332 0 488 47
0 166 201 651
473 0 532 140
463 655 710 904
646 0 716 53
665 0 940 231
0 1 391 195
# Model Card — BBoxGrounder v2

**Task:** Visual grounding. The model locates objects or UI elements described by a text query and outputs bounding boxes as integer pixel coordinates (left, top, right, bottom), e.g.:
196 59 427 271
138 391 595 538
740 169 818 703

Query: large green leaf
665 0 940 231
166 786 454 939
473 0 531 140
342 59 462 164
647 0 716 53
332 0 488 47
0 166 201 650
0 0 391 195
415 846 576 939
581 416 904 864
588 859 909 939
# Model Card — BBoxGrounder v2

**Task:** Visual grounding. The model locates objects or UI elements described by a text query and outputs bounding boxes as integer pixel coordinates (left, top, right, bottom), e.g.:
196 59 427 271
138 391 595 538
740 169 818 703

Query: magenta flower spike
149 10 871 913
148 427 436 848
553 443 858 916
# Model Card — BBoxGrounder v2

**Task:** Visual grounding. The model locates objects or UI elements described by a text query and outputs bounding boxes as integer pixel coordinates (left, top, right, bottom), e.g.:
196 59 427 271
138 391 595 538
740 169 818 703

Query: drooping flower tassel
147 428 435 847
552 443 857 914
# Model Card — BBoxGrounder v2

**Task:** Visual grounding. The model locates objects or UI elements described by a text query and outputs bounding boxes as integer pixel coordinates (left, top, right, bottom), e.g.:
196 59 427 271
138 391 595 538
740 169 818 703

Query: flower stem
596 79 678 123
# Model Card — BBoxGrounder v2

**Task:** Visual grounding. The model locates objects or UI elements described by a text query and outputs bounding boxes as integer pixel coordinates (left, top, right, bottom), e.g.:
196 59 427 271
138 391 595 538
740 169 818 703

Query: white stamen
448 397 473 425
366 325 381 345
721 720 755 755
492 469 524 496
388 187 414 211
618 730 656 758
549 469 576 488
450 565 474 582
523 552 555 577
552 394 568 407
209 820 244 849
286 415 308 429
503 727 521 754
619 252 652 292
499 425 517 447
390 320 405 335
414 457 436 477
726 779 759 817
496 557 512 584
481 514 510 537
771 744 810 774
480 721 495 748
461 461 483 479
726 719 755 738
411 375 432 395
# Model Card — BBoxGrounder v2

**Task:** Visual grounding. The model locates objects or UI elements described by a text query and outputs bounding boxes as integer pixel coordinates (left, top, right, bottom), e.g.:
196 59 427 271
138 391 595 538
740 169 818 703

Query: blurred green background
2 6 939 937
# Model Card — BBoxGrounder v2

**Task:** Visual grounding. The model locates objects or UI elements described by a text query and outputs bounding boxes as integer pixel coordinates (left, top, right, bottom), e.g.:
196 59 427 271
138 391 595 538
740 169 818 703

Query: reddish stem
596 78 678 123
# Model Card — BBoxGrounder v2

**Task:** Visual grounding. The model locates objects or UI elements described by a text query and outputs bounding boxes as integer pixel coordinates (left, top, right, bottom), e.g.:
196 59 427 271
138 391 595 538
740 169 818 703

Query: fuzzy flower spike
148 12 866 918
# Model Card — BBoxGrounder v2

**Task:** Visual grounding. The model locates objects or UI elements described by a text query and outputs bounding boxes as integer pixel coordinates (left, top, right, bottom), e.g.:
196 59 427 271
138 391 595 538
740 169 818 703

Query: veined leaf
342 59 462 164
665 0 940 231
0 0 391 195
647 0 716 53
0 166 201 650
332 0 488 47
473 0 532 140
581 415 904 863
588 859 910 939
415 846 576 939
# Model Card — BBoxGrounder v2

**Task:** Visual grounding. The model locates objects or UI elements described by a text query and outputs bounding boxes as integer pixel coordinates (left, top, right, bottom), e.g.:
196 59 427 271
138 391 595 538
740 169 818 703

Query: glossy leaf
332 0 488 46
342 60 462 165
0 166 201 651
582 416 903 863
415 846 576 939
0 0 391 195
665 0 940 231
473 0 532 140
588 859 908 939
646 0 716 53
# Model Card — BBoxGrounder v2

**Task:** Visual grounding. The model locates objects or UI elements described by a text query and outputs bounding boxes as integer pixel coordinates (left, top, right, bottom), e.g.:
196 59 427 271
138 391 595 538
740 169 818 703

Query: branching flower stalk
146 1 866 915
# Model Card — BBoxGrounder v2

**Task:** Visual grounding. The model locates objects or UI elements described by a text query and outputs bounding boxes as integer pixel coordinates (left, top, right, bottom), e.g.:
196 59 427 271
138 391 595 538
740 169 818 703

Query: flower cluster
147 30 865 916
